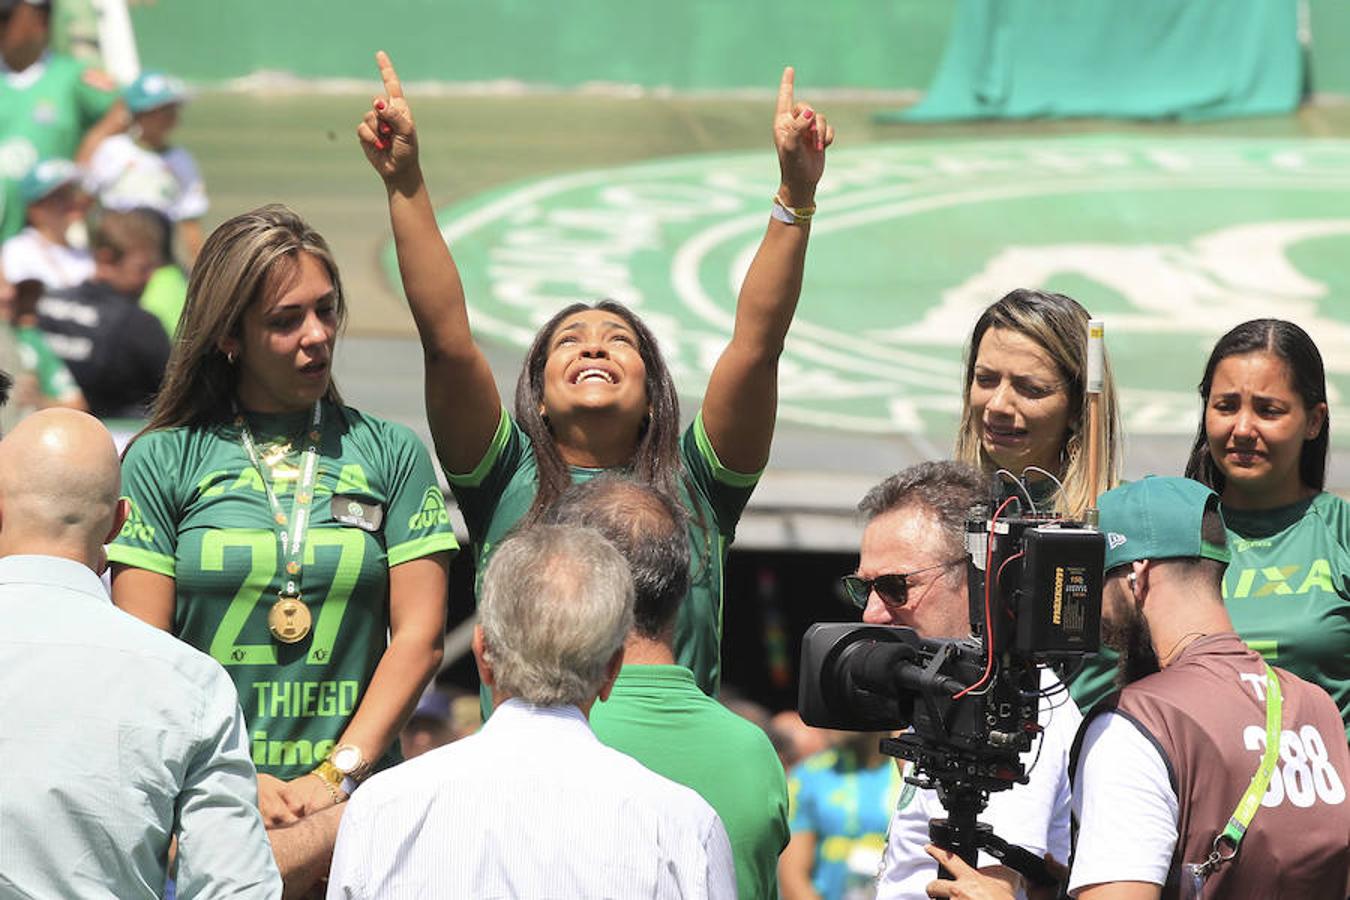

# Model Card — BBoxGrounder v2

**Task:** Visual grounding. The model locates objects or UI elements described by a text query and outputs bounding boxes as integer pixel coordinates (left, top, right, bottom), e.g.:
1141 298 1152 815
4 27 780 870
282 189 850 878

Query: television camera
799 492 1105 886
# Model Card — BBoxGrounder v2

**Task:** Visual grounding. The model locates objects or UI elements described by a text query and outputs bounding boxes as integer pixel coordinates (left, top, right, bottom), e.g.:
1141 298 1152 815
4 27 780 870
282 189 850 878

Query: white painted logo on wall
397 138 1350 435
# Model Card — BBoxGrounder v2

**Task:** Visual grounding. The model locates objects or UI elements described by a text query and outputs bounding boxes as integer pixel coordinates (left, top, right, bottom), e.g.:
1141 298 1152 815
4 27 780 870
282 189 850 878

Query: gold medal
237 401 324 648
268 594 312 643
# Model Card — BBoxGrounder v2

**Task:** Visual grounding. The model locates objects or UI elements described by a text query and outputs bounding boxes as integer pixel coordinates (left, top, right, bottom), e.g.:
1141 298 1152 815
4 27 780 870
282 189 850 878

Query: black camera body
798 503 1104 882
798 624 1039 776
799 508 1104 791
972 515 1103 660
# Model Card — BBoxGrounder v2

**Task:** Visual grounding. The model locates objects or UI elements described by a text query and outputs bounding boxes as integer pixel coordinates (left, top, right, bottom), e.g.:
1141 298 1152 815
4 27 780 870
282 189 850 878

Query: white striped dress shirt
327 698 737 899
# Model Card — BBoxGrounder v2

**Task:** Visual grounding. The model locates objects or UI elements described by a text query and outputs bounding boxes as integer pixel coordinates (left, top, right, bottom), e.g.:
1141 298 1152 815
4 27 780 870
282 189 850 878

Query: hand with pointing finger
358 50 420 191
773 66 833 209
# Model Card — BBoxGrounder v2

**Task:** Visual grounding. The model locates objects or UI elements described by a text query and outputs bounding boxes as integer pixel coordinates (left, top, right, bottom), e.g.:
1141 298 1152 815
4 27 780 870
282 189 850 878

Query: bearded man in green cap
926 476 1349 900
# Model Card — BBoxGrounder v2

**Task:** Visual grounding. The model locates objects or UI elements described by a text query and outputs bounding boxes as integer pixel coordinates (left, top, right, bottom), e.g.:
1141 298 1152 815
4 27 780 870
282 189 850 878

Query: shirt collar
2 50 51 88
612 664 697 688
486 698 593 738
0 554 109 602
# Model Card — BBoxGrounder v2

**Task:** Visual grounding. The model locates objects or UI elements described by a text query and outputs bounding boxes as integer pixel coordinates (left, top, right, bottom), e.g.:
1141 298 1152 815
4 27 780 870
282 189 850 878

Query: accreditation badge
331 494 384 532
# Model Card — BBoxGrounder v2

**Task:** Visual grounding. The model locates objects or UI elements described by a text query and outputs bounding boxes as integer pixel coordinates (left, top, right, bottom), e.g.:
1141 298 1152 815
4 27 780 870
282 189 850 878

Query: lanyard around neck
1224 664 1283 847
235 400 323 599
1197 663 1283 878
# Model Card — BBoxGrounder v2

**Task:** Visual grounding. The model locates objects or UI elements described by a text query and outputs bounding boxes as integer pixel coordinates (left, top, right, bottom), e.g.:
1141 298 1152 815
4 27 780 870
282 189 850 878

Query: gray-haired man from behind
849 460 1081 900
327 524 737 899
0 409 280 898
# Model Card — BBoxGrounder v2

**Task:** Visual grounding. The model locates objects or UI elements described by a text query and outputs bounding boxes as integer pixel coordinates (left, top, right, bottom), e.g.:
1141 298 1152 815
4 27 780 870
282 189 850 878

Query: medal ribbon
236 400 324 599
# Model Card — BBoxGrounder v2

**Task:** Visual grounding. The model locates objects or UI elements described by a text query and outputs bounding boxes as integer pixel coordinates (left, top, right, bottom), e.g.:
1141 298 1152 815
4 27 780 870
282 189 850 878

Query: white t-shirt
877 668 1082 900
86 133 207 222
1067 711 1179 896
1 227 93 290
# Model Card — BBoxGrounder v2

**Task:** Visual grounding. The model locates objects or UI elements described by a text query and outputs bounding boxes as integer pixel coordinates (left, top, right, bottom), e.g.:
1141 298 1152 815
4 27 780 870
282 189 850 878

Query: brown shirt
1075 633 1350 899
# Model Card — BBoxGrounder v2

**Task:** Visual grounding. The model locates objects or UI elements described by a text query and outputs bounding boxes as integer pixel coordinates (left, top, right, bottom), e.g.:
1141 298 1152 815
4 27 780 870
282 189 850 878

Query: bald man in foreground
0 410 282 898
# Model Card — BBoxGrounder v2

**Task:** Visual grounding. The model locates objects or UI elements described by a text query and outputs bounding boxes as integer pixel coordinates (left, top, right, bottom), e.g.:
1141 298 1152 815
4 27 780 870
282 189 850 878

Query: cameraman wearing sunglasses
848 461 1081 900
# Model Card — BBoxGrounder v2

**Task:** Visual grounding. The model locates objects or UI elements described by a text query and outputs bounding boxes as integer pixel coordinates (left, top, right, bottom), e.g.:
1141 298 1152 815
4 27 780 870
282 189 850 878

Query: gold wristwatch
330 744 370 779
313 743 370 798
311 758 344 789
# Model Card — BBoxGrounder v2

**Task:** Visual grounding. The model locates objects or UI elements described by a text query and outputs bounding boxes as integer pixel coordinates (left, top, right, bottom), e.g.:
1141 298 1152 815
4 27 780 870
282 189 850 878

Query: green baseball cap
1098 476 1231 572
124 71 188 114
18 158 80 204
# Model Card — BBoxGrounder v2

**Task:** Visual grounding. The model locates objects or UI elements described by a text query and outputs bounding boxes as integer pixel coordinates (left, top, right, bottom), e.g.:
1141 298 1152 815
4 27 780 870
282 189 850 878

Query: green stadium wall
128 1 952 90
131 0 1349 96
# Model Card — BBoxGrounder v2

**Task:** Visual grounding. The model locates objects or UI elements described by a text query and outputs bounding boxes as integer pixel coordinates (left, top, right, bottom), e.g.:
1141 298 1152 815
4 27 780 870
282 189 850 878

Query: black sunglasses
840 558 965 610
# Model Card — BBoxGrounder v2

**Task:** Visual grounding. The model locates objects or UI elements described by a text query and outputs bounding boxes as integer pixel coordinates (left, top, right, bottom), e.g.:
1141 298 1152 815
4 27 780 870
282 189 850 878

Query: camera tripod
882 733 1058 889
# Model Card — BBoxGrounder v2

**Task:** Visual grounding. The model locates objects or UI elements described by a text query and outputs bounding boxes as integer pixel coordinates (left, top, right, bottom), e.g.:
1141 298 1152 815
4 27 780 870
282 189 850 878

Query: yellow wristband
771 193 816 225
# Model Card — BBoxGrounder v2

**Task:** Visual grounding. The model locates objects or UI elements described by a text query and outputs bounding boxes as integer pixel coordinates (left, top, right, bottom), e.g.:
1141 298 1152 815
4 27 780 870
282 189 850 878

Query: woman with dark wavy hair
1185 318 1348 736
359 52 832 701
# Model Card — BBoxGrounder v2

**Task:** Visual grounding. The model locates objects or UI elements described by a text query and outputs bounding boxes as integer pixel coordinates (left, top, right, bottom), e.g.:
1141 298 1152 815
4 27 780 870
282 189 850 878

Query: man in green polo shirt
546 475 789 900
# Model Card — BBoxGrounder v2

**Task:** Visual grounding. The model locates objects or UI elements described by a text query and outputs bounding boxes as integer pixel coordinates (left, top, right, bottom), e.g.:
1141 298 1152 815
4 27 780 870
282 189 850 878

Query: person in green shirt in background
548 475 790 900
0 0 122 242
1183 318 1350 739
359 51 832 707
6 276 84 411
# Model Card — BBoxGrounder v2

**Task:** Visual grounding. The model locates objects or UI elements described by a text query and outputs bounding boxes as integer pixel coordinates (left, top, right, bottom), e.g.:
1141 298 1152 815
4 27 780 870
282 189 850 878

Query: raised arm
358 51 504 474
700 66 832 474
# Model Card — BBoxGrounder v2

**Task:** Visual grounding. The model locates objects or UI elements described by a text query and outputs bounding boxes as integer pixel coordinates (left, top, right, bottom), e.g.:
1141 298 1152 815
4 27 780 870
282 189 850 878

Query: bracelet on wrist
771 192 816 226
309 769 345 805
312 758 343 786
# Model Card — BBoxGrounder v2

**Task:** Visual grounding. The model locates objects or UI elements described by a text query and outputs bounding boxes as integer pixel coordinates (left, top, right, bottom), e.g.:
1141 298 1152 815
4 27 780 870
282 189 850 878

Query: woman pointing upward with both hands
359 51 832 701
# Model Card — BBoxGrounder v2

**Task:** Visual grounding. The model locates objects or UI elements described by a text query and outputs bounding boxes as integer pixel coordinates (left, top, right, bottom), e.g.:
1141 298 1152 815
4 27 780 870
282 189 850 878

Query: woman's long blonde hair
954 289 1121 517
136 205 346 439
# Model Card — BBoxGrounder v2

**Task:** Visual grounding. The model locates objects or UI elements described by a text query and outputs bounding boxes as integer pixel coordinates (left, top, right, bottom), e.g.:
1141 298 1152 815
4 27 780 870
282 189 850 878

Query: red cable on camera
954 495 1017 700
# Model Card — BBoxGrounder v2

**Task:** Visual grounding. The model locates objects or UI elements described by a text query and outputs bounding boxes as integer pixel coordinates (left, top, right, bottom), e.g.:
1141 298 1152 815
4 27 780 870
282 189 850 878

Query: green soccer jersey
449 408 759 708
1222 492 1350 739
107 403 459 779
0 53 116 241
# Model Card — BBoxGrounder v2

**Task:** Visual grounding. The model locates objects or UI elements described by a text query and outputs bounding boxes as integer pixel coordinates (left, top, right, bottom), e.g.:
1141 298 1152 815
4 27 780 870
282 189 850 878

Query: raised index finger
376 50 404 100
776 66 795 116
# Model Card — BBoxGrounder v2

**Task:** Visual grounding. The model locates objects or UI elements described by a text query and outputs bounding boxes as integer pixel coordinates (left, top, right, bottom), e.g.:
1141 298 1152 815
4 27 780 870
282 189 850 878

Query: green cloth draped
886 0 1302 122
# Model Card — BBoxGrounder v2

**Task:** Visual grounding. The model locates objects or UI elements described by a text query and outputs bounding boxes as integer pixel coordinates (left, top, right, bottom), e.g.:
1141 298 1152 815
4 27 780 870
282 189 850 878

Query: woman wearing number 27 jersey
108 206 457 827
